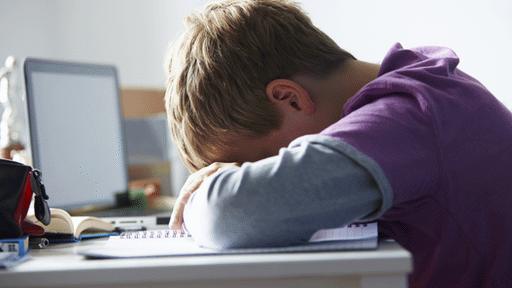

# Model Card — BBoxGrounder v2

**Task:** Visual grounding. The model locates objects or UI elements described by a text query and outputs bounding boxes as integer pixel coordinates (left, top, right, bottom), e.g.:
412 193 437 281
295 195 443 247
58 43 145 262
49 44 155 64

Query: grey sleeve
183 134 393 249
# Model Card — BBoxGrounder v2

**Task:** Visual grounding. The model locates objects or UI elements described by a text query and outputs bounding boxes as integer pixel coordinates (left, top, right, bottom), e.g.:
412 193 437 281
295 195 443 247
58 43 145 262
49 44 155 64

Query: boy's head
166 0 355 171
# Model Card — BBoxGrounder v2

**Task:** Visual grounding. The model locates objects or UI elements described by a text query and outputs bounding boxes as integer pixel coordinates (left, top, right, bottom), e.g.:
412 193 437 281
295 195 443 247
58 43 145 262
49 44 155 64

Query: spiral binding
119 230 192 239
347 223 368 228
119 224 368 240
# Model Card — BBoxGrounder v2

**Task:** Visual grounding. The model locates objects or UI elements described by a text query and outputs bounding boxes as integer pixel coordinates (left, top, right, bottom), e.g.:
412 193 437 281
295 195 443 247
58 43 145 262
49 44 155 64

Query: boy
165 1 512 287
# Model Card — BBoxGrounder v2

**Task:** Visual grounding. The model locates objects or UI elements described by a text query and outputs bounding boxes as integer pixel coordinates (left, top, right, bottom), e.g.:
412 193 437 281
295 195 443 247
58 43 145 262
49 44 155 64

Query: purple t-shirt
322 43 512 288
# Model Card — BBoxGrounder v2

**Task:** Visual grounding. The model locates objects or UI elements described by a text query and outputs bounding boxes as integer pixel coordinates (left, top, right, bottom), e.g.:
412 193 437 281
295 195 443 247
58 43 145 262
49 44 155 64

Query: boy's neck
293 60 381 121
337 60 381 104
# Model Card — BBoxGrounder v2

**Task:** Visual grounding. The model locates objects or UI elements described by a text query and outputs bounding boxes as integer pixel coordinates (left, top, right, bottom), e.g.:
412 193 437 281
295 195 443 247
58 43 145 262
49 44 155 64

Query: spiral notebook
81 223 378 259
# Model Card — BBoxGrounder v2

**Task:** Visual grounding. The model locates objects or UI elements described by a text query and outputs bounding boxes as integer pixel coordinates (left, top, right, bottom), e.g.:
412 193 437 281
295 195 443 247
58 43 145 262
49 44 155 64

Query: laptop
23 58 169 230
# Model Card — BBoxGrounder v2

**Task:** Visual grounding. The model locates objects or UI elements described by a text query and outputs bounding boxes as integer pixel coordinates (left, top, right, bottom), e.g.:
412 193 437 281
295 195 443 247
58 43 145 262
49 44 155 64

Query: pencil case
0 159 50 238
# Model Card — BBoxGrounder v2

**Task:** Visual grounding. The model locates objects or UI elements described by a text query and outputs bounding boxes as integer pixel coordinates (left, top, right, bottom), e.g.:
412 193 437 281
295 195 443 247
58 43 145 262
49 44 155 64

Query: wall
0 1 59 60
0 0 204 88
0 0 511 108
301 0 512 108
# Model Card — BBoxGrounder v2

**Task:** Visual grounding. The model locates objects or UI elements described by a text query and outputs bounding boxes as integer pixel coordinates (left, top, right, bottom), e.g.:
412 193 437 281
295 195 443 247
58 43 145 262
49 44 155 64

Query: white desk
0 240 411 288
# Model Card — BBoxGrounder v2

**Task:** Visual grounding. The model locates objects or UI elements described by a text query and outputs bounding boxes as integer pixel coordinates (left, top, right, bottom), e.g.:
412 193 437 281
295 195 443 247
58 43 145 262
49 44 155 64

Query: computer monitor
24 58 128 209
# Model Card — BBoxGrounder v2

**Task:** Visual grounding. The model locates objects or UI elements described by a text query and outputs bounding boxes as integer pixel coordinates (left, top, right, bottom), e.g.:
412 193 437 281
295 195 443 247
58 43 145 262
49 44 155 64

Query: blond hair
166 0 355 171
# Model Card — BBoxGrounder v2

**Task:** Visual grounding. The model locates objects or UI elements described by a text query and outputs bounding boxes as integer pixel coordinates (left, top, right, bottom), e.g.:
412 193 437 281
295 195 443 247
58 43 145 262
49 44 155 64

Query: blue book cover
0 236 29 257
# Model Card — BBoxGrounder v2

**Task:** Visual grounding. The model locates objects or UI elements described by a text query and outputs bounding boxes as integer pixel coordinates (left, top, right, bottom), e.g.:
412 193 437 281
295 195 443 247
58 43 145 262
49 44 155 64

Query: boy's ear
265 79 315 115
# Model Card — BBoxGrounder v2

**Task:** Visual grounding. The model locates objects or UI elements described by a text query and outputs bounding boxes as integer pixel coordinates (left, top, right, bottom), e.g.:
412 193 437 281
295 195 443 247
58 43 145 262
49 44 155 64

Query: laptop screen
24 59 128 209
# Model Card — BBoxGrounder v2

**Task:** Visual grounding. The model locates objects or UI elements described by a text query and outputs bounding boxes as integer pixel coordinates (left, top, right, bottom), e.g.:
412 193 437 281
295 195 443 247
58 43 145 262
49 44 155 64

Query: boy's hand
169 162 238 231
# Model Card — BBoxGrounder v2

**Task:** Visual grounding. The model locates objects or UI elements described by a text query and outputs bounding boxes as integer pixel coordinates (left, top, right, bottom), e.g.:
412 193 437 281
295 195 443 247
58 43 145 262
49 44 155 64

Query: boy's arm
182 135 393 249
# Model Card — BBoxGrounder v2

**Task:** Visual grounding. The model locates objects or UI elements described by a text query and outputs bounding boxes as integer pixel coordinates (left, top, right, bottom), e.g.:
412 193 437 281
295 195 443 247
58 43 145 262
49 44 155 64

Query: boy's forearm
183 135 393 249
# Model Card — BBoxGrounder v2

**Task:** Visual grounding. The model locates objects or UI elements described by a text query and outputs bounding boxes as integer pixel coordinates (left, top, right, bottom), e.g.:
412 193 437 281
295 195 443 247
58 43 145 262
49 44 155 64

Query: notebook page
308 223 377 242
118 223 378 242
103 229 210 256
81 223 378 258
116 223 377 242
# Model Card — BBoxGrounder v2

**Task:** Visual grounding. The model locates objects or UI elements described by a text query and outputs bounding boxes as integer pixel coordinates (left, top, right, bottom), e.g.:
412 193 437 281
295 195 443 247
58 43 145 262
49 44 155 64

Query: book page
26 208 74 234
72 217 115 238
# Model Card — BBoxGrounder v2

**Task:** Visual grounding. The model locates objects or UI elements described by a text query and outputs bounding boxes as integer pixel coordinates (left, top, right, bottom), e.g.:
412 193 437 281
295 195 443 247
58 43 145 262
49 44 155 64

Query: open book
81 223 378 259
26 208 115 242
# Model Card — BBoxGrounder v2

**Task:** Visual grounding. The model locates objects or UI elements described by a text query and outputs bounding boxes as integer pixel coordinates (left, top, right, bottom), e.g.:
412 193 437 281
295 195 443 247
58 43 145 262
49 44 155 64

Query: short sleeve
321 93 440 219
